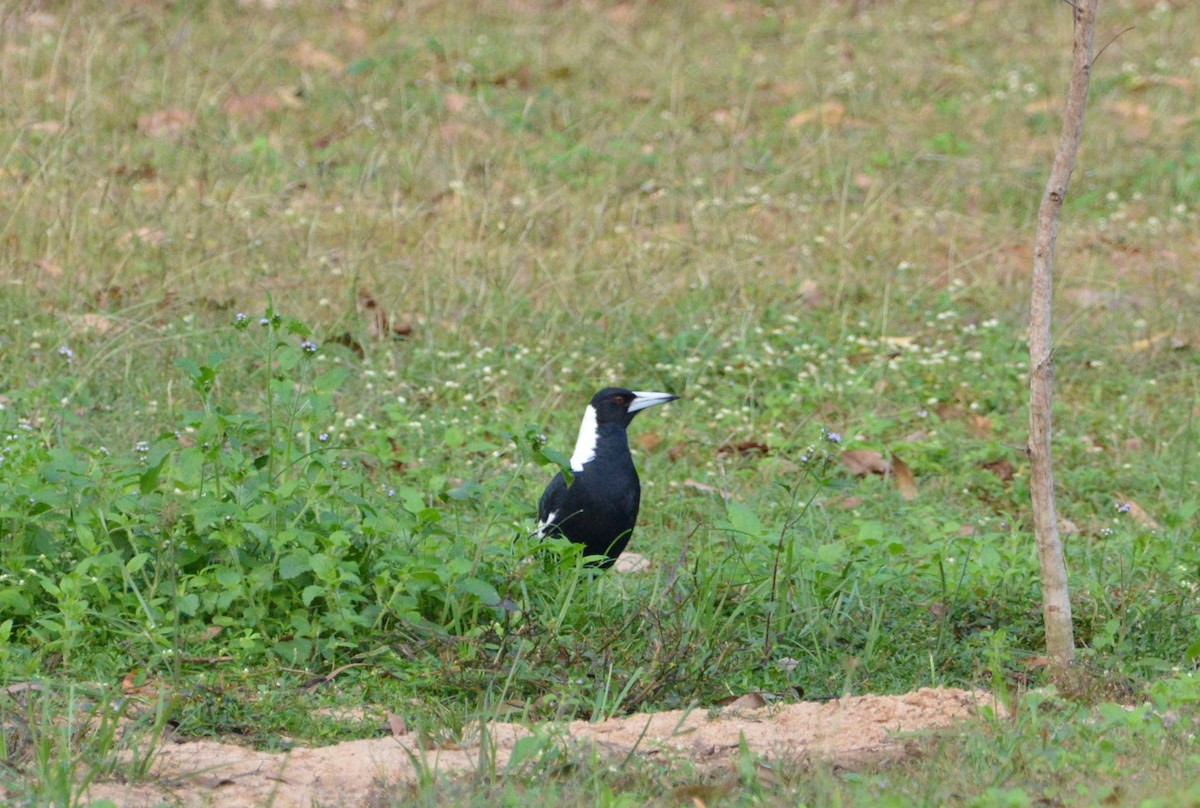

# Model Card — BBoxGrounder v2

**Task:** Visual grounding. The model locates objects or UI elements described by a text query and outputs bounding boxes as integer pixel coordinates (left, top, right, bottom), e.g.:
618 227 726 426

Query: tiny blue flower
134 440 150 454
386 487 396 497
826 431 842 444
300 339 318 354
1116 503 1131 514
318 432 330 442
259 317 271 327
58 345 74 361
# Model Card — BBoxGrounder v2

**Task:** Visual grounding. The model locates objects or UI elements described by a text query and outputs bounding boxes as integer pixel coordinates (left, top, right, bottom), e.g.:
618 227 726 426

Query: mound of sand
87 687 1000 806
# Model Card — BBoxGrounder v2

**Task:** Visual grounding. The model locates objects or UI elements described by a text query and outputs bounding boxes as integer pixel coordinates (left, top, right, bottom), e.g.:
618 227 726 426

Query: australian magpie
537 387 679 568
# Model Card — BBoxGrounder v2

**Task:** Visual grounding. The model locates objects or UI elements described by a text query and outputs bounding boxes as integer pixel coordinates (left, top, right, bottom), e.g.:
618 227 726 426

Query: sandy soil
86 687 1000 806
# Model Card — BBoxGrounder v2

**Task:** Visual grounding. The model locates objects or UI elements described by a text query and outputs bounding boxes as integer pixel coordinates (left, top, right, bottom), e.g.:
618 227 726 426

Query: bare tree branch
1029 0 1099 679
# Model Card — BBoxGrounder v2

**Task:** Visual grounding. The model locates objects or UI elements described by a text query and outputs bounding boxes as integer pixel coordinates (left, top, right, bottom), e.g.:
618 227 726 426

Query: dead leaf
70 313 116 335
613 552 650 574
635 432 662 452
221 91 297 118
117 227 166 247
1127 331 1177 352
192 625 223 644
711 109 737 129
34 261 62 280
890 454 918 501
981 459 1015 482
292 42 344 72
1111 99 1151 120
1023 98 1058 115
841 449 889 476
443 92 470 114
787 101 846 129
1116 496 1160 529
137 109 195 138
683 478 717 494
831 495 864 510
1121 437 1143 452
968 415 993 437
30 120 64 134
722 692 768 711
717 440 769 457
668 443 689 462
358 288 413 340
957 524 977 537
1067 287 1137 309
386 712 408 736
798 277 821 307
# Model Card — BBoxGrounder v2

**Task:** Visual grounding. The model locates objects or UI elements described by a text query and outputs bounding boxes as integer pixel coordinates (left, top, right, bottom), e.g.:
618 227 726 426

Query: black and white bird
537 387 679 568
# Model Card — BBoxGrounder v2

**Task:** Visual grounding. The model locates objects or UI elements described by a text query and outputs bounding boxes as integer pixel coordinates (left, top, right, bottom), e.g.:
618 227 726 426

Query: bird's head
589 387 680 427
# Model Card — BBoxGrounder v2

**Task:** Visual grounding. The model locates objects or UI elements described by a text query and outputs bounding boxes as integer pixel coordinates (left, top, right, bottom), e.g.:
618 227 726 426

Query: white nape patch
537 511 558 537
569 404 599 472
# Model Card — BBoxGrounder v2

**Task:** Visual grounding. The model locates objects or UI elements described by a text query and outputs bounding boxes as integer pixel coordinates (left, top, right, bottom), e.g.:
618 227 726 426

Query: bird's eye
612 395 627 406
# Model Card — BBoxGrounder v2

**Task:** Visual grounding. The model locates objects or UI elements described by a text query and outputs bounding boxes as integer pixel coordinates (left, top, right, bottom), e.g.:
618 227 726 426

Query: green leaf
301 585 325 606
726 501 765 540
125 553 151 574
313 368 350 393
177 594 200 616
458 577 500 605
279 551 311 580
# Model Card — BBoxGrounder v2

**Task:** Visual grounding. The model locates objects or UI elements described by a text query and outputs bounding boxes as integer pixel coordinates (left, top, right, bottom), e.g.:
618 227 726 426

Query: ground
86 688 998 807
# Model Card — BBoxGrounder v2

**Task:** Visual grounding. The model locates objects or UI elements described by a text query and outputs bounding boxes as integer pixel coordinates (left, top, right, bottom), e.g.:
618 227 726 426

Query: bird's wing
537 472 568 536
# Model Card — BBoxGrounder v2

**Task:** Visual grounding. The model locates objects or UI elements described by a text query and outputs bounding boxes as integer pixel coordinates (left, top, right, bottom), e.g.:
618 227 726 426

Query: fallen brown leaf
831 495 864 510
292 42 344 72
981 459 1015 482
612 552 650 574
117 227 167 247
968 415 993 437
443 92 470 114
722 692 768 711
798 277 821 307
70 313 116 335
717 440 769 457
891 454 918 501
358 288 413 340
787 101 846 129
842 449 889 476
387 712 408 737
221 91 297 118
137 109 195 139
1127 331 1180 352
635 432 662 452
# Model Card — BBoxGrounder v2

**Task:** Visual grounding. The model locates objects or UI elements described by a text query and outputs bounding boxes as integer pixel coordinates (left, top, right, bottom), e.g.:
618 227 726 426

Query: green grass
1 0 1199 804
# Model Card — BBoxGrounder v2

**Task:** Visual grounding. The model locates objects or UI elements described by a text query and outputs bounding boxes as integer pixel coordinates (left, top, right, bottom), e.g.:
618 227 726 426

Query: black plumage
537 387 679 568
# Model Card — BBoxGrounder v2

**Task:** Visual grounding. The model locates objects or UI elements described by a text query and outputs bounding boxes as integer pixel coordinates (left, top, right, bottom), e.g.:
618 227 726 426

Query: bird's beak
628 391 680 413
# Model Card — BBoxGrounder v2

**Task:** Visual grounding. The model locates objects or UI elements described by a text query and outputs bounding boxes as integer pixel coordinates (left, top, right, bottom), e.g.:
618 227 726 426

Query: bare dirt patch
87 687 1000 807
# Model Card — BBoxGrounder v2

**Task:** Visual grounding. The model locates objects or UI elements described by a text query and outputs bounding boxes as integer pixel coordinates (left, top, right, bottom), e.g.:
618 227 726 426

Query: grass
1 0 1199 803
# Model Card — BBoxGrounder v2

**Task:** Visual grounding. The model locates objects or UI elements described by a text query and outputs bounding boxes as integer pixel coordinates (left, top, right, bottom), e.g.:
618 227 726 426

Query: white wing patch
569 404 598 472
537 511 558 537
